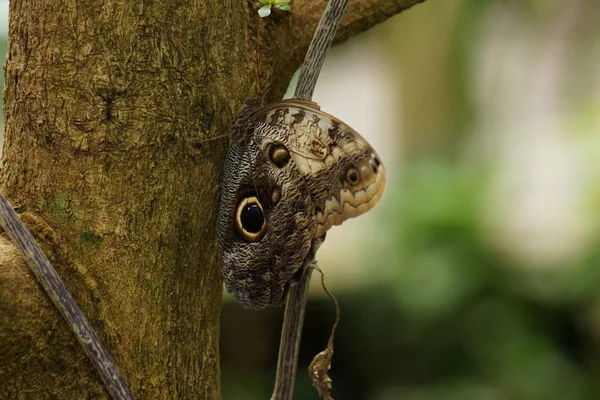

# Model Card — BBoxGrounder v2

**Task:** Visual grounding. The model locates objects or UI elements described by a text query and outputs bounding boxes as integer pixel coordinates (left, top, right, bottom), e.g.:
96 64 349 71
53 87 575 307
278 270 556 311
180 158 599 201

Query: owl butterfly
217 99 386 309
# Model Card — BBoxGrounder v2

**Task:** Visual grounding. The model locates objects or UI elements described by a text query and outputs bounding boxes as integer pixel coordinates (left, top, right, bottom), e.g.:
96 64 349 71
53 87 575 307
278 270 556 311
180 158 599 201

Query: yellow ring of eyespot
235 196 267 242
347 168 360 185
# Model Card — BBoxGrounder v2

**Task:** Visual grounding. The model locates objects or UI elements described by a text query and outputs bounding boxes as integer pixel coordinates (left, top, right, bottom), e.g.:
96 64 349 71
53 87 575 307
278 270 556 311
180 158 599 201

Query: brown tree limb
294 0 427 41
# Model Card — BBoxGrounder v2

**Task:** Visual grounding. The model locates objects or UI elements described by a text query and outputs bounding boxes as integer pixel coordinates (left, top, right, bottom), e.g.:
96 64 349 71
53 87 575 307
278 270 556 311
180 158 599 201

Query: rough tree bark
0 0 425 398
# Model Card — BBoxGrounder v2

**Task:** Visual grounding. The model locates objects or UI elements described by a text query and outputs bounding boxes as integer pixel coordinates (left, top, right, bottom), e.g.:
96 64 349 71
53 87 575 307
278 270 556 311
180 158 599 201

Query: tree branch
254 0 428 102
294 0 427 41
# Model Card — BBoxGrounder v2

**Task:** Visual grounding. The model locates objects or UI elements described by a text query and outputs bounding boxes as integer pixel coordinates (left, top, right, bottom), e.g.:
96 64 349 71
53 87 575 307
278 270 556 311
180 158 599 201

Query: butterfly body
217 100 386 309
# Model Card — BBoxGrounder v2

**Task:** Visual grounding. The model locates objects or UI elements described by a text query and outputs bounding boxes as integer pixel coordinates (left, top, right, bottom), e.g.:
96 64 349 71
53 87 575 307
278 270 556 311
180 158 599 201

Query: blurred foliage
363 161 600 400
383 0 488 159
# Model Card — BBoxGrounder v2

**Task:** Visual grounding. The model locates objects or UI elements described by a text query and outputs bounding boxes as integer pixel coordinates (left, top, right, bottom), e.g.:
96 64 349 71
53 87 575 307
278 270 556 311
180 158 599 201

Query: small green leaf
258 0 270 4
258 5 272 17
275 3 291 11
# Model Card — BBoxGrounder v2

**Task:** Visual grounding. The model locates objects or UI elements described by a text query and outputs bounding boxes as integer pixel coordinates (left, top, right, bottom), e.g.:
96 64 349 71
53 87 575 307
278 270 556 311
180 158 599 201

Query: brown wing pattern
252 100 386 237
217 100 386 309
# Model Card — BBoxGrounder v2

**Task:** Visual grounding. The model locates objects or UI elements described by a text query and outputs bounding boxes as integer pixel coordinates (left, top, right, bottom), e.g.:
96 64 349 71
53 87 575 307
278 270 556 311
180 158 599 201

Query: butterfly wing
216 100 386 309
255 100 387 237
217 118 316 309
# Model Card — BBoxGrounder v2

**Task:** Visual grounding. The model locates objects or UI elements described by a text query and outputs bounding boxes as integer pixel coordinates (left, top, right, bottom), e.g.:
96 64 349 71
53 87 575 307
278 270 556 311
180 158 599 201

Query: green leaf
273 0 290 5
258 0 270 4
258 5 272 17
275 3 291 11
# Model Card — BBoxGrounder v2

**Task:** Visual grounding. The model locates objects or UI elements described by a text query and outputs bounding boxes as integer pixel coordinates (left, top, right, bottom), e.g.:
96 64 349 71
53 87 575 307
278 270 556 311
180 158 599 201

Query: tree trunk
0 0 426 398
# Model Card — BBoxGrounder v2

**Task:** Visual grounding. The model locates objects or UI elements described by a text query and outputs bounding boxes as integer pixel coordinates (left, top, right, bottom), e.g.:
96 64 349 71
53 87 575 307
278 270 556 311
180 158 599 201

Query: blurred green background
222 0 600 399
0 0 599 399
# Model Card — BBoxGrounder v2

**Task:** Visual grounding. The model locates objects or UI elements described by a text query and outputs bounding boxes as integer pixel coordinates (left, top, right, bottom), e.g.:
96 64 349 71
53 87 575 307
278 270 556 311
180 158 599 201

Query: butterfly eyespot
271 188 282 205
347 168 360 185
235 196 267 242
268 143 291 168
373 157 381 167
